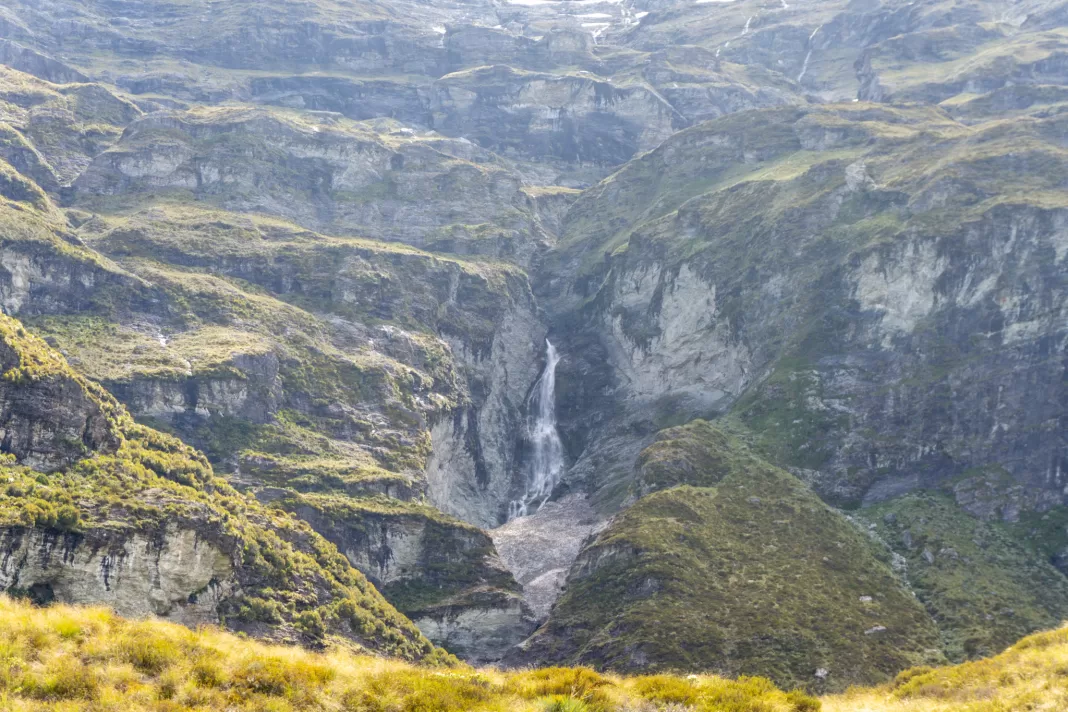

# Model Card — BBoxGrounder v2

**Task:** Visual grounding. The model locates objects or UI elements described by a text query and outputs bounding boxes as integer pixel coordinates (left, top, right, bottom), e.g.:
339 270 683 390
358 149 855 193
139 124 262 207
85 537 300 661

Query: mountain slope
517 421 943 691
0 310 446 662
0 0 1066 683
547 102 1066 515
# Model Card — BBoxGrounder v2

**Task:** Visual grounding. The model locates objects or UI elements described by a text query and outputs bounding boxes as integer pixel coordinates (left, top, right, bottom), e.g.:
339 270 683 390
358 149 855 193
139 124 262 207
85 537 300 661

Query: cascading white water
508 340 565 520
797 24 823 82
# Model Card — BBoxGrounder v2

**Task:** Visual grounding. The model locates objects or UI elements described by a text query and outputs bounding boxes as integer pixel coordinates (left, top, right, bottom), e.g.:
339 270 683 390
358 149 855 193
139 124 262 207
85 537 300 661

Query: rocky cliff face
427 302 545 528
431 65 685 167
1 0 1067 684
0 519 236 628
264 488 534 662
546 104 1067 515
73 107 550 255
0 325 122 470
0 311 448 661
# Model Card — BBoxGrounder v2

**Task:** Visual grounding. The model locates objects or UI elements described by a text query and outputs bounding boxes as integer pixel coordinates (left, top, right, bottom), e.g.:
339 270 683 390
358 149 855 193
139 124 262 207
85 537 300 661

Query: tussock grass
0 596 818 712
3 587 1068 712
824 626 1068 712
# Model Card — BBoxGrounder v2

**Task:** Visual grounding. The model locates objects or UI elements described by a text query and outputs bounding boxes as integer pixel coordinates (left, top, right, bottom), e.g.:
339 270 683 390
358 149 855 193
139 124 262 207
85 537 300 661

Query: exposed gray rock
0 339 121 472
490 494 600 621
0 524 236 626
0 39 87 84
412 588 533 664
73 107 547 252
431 65 685 166
277 491 535 662
109 350 283 425
428 303 545 528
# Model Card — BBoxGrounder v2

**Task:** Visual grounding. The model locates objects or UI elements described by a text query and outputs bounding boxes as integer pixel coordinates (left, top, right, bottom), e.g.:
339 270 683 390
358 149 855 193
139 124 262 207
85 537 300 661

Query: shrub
541 696 591 712
632 674 699 705
785 689 821 711
191 655 227 688
235 653 335 698
115 626 184 674
692 676 781 712
511 666 613 709
345 670 496 712
891 666 934 689
295 609 326 639
55 503 81 530
19 659 100 700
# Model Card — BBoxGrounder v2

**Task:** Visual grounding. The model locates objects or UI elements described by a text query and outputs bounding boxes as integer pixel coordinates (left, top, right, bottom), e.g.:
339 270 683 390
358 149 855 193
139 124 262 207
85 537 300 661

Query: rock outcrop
0 310 448 662
0 519 235 628
265 489 535 662
0 319 122 470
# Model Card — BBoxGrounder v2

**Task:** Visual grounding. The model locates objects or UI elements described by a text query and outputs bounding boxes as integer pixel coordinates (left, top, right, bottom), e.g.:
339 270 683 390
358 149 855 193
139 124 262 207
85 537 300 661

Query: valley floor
1 595 1066 711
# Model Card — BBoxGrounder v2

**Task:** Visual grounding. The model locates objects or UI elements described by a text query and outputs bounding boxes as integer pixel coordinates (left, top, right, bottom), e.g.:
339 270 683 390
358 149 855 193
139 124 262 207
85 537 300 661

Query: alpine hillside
0 0 1064 695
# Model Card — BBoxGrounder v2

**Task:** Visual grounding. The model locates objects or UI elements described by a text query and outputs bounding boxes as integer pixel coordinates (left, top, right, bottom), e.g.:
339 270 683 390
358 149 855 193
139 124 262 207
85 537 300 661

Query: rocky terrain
0 311 446 661
0 0 1065 694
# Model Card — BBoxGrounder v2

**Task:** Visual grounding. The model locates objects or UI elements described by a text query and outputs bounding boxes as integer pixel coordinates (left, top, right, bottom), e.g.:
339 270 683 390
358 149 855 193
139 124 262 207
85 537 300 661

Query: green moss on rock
525 420 943 692
0 311 450 664
859 493 1068 663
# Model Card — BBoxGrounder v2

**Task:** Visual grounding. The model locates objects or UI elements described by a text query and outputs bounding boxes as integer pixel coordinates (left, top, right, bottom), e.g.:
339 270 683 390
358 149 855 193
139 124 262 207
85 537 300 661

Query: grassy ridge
825 625 1068 712
523 421 942 691
4 593 1068 711
0 596 818 712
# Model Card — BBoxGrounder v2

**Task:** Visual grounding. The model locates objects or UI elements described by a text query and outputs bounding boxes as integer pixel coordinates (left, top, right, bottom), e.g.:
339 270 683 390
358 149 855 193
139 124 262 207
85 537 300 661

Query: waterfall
509 340 565 520
797 24 822 83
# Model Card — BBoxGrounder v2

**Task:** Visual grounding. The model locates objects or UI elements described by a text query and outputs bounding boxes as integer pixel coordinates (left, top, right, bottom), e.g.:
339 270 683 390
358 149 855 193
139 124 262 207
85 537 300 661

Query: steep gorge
0 0 1065 693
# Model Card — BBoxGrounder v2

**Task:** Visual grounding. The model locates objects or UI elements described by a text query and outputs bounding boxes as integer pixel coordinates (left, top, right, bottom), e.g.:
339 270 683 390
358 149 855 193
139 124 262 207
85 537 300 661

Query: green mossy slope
859 493 1068 663
524 420 943 692
0 311 448 663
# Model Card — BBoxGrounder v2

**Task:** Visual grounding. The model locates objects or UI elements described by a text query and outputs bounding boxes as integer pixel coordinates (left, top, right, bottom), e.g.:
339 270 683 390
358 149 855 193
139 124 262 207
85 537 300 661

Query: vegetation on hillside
523 421 943 691
0 152 527 645
859 493 1068 663
4 593 1068 712
0 312 446 662
0 595 820 712
825 624 1068 712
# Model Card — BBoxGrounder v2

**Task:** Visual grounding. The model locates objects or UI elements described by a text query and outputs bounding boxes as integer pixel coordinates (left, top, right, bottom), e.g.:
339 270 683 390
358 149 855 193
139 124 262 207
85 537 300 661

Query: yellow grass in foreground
0 596 816 712
1 593 1066 712
824 625 1068 712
